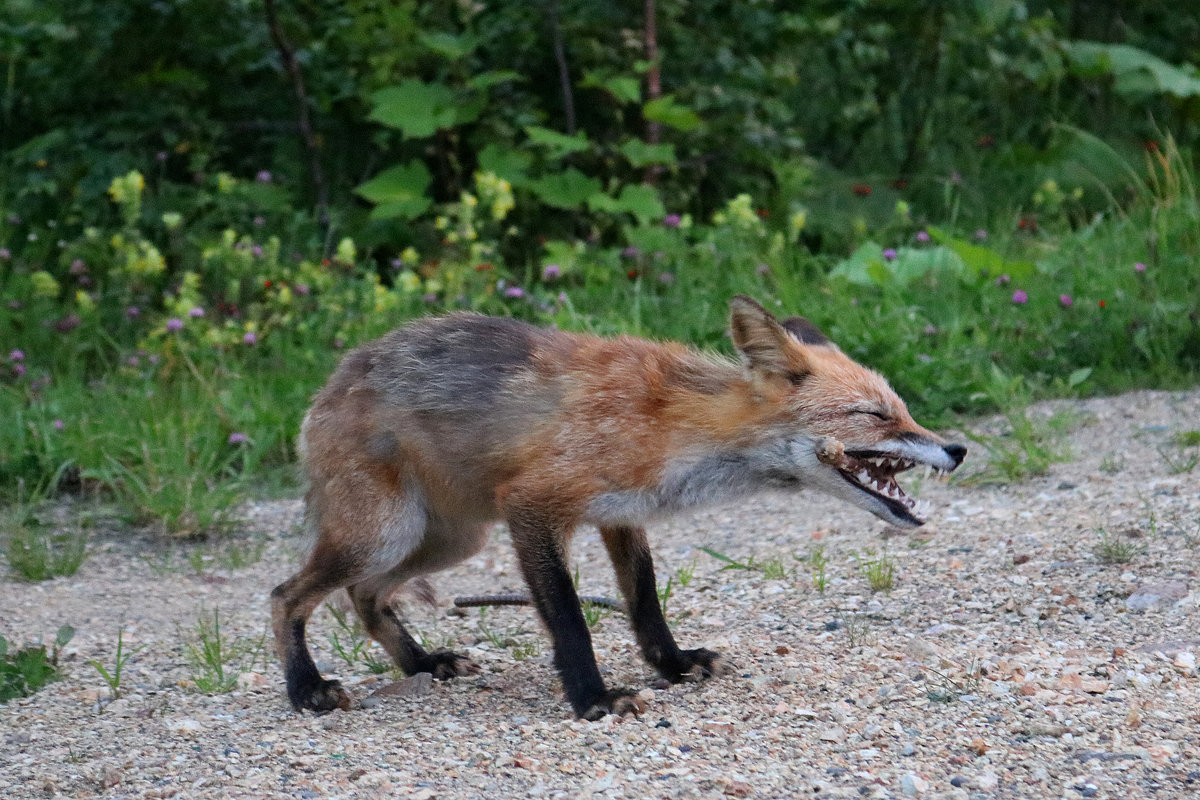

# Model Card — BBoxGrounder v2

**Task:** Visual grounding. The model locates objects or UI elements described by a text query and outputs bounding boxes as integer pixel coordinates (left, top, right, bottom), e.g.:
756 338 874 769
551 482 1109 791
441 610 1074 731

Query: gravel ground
2 388 1199 800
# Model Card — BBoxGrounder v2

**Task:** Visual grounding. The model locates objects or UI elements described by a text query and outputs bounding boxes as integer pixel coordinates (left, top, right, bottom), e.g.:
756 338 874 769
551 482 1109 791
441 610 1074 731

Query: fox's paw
664 647 732 683
416 649 481 681
579 688 649 722
290 678 353 713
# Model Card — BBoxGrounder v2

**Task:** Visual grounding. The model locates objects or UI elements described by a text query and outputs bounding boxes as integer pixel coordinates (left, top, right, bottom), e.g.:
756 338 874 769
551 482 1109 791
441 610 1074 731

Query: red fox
272 295 965 719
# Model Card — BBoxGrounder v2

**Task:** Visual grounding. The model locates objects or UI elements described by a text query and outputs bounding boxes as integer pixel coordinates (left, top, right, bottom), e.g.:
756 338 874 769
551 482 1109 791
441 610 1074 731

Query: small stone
949 776 967 788
1125 581 1188 611
968 737 988 755
724 780 753 797
900 772 926 796
775 645 790 655
901 743 915 756
819 727 845 742
976 771 999 791
655 718 671 728
1012 553 1032 565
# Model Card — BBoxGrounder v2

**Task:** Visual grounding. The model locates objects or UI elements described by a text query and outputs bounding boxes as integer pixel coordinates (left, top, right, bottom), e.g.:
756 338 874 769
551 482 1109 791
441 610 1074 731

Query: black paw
414 649 481 680
659 647 731 683
579 688 649 721
289 678 353 713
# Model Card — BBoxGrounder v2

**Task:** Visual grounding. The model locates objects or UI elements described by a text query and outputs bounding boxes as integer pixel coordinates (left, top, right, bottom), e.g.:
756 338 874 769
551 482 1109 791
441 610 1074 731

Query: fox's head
729 296 966 528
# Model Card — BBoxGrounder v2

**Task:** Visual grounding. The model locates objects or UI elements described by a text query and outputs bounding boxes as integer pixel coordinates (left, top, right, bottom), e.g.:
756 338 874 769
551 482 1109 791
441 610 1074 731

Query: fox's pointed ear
729 295 810 378
781 316 833 347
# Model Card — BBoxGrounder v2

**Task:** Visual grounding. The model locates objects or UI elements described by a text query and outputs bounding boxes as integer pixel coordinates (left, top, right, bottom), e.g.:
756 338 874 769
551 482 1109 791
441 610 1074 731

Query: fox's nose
943 443 967 468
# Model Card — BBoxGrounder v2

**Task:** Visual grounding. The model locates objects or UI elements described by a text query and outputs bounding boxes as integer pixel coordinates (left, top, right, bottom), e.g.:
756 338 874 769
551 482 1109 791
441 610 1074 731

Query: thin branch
263 0 329 231
546 0 576 134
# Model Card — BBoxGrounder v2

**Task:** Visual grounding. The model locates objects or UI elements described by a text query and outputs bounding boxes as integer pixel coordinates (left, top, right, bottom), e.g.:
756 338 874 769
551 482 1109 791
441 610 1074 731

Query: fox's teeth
856 469 871 483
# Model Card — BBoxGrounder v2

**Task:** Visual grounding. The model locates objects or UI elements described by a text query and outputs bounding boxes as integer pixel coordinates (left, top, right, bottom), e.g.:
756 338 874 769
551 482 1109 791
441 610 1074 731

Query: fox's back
300 314 579 518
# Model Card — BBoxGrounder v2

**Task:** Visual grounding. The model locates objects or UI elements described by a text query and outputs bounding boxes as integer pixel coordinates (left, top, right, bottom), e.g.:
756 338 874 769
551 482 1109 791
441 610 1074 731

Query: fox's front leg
507 513 646 720
601 525 729 683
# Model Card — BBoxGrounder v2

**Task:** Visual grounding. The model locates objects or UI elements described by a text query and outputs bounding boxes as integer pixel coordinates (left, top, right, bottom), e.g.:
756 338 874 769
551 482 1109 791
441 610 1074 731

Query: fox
271 295 966 720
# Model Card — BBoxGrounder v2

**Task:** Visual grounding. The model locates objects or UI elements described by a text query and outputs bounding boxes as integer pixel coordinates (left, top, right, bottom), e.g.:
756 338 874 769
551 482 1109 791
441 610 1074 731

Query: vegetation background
1 0 1198 540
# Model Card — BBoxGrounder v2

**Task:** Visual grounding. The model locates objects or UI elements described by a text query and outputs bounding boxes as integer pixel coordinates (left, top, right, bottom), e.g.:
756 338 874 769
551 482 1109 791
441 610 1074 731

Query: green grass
1092 530 1144 565
3 511 88 581
324 603 390 676
855 550 898 593
183 608 265 693
89 626 143 702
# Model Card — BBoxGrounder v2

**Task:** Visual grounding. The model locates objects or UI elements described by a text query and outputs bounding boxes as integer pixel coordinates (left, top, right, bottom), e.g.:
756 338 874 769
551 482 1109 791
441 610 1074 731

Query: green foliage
1092 530 1144 565
4 509 87 581
184 608 265 693
325 603 390 675
855 550 897 594
0 625 74 703
1 1 1199 531
89 625 143 701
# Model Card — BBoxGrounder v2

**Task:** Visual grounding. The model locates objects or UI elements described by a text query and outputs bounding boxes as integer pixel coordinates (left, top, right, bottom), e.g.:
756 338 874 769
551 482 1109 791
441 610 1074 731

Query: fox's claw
580 688 648 721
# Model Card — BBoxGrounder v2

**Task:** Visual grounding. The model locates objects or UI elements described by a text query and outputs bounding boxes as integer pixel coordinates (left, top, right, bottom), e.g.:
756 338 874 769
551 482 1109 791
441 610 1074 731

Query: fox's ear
781 316 833 347
729 295 810 378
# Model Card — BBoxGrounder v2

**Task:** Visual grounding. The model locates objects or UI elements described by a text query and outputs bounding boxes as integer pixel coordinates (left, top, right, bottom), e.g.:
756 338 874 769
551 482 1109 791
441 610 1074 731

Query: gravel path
2 389 1198 800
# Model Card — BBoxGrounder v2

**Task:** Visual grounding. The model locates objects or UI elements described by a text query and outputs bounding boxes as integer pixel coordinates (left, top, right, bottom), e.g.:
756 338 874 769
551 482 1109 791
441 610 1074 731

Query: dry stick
454 593 624 611
263 0 329 233
546 0 576 134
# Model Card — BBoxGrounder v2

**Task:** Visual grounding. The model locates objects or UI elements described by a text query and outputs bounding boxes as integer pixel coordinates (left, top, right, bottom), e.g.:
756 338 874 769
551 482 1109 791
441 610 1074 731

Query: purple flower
0 248 10 260
915 230 931 243
542 264 562 280
923 324 937 335
658 272 675 286
1059 294 1073 307
755 263 771 276
391 258 403 270
126 306 141 319
973 229 988 242
9 349 24 362
156 151 168 162
69 259 87 275
663 213 682 229
166 318 184 332
55 314 81 333
1012 290 1028 304
255 170 272 183
253 216 265 227
882 248 898 261
621 246 640 259
252 245 264 258
228 432 248 445
503 286 525 299
53 419 64 431
127 356 139 367
294 284 310 296
13 363 26 377
1134 262 1146 272
242 331 257 345
188 307 205 318
995 274 1011 286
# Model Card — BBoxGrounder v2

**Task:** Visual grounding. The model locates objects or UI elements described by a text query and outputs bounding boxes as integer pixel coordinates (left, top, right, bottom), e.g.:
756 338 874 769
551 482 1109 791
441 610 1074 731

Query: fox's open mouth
836 450 934 524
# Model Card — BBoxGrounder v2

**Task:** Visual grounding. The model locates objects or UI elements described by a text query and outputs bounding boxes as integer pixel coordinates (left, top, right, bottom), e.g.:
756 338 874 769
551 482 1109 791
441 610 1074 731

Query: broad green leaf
619 139 677 167
527 168 602 209
927 227 1035 281
581 72 641 104
355 161 432 220
830 241 887 286
890 247 966 285
369 81 457 138
477 144 532 185
1068 367 1092 388
524 126 590 158
1064 41 1200 99
587 184 665 222
418 31 478 61
643 96 702 131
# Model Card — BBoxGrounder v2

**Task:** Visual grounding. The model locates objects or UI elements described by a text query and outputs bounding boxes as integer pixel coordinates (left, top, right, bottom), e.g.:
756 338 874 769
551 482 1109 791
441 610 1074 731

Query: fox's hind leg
271 476 428 713
346 576 479 679
271 535 364 713
600 525 729 683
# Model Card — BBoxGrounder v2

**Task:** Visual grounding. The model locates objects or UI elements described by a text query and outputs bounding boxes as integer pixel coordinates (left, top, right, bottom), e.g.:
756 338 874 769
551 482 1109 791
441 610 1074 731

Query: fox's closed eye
854 409 890 420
